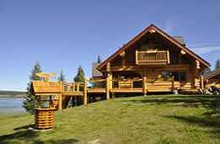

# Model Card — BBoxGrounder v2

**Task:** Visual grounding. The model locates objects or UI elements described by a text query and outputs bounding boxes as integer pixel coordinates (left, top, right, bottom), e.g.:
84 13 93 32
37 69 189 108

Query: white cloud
191 46 220 54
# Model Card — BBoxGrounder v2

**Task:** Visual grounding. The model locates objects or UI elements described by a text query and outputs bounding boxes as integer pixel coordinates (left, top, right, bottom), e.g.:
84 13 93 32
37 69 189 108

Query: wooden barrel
35 108 55 129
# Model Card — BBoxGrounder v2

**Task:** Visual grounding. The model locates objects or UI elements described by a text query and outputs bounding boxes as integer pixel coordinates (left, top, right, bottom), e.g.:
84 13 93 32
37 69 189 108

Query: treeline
0 90 26 97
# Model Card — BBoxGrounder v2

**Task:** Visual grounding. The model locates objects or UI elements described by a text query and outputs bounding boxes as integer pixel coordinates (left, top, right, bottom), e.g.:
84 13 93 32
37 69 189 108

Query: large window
173 72 186 81
161 71 186 81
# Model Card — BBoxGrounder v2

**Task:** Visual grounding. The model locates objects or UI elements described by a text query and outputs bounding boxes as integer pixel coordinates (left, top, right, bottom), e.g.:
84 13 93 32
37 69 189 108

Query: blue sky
0 0 220 91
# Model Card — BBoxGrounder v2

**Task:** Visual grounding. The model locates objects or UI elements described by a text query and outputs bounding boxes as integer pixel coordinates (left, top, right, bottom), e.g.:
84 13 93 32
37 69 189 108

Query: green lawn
0 95 220 144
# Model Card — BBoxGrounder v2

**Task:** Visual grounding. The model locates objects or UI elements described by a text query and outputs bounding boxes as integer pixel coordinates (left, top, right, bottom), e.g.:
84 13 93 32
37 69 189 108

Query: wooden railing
112 78 143 89
135 50 170 65
63 82 83 92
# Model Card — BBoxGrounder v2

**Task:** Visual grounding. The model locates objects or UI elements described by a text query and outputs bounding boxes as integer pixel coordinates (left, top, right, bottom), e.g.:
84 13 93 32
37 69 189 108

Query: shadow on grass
124 95 220 137
13 124 34 130
0 125 79 144
33 139 79 144
166 115 220 138
126 95 220 109
0 129 38 143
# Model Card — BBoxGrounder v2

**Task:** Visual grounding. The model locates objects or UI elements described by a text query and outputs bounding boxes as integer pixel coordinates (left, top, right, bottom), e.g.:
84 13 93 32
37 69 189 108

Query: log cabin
94 24 210 94
31 24 211 114
203 69 220 88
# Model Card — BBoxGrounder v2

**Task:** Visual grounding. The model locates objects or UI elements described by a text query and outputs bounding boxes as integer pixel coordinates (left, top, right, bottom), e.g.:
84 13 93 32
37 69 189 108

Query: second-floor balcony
135 50 170 65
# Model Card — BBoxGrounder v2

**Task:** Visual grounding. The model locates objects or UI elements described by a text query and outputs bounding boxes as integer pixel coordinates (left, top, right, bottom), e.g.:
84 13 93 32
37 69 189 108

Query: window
173 72 186 81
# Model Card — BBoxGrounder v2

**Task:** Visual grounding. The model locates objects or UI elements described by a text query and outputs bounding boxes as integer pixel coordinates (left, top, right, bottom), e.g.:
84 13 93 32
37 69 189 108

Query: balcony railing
135 50 170 65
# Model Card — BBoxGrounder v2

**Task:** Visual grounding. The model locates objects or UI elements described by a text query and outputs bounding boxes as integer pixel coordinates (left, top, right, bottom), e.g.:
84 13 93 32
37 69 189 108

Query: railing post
83 79 87 105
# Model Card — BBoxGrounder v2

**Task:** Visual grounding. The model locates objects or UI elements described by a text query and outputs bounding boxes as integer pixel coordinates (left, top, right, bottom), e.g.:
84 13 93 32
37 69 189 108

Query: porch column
83 79 87 105
106 74 111 100
142 76 147 96
171 76 175 91
58 94 62 111
200 75 204 91
106 62 111 100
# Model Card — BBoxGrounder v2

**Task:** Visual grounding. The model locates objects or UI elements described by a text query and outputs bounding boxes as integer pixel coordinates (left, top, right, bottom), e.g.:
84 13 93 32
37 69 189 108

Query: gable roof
97 24 210 70
204 69 220 80
92 62 103 77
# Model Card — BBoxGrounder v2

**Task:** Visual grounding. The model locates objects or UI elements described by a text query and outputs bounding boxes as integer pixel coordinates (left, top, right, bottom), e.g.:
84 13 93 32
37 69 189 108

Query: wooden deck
32 76 201 111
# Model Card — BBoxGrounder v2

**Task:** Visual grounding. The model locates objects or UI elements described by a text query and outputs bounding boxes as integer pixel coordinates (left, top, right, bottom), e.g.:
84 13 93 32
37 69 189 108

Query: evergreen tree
74 66 85 82
215 59 220 70
58 70 65 82
23 62 42 114
97 55 102 63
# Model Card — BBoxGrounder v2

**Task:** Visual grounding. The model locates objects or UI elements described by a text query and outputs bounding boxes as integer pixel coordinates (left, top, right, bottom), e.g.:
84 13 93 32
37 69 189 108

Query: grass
0 94 220 144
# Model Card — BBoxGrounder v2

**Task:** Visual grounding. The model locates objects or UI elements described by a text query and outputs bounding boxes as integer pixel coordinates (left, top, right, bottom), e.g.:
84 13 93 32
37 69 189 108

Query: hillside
0 95 220 144
0 90 26 98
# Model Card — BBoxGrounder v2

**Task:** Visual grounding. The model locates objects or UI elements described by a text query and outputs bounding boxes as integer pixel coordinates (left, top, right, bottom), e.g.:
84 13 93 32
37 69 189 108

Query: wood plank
84 79 87 105
32 81 62 94
62 91 83 96
111 88 143 93
87 88 106 93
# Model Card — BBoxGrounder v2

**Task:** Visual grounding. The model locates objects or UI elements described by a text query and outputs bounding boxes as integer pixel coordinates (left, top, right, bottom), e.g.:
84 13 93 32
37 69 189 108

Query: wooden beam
83 79 87 105
171 76 174 91
106 74 110 100
120 51 126 57
109 73 112 90
167 50 170 64
58 94 62 111
76 83 80 91
109 64 190 72
143 76 147 96
200 75 204 91
181 50 186 55
135 50 138 65
149 28 155 33
107 62 111 72
196 60 200 69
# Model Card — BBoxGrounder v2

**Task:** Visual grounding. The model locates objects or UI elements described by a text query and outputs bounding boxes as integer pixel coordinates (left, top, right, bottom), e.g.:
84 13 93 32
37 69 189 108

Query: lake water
0 98 25 114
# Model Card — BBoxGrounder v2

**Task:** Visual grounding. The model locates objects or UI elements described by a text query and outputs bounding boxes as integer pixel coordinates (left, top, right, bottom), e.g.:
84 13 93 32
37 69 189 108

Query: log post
109 73 112 90
106 75 110 100
72 83 75 91
36 95 41 108
58 81 63 111
83 79 87 105
200 75 204 91
143 76 147 96
76 83 80 91
172 76 174 91
58 94 62 111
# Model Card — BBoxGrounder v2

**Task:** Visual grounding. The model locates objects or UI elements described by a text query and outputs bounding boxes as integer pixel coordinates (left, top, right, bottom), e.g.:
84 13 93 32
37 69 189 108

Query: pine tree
23 62 42 114
97 55 102 63
215 59 220 70
58 70 65 82
74 66 85 82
